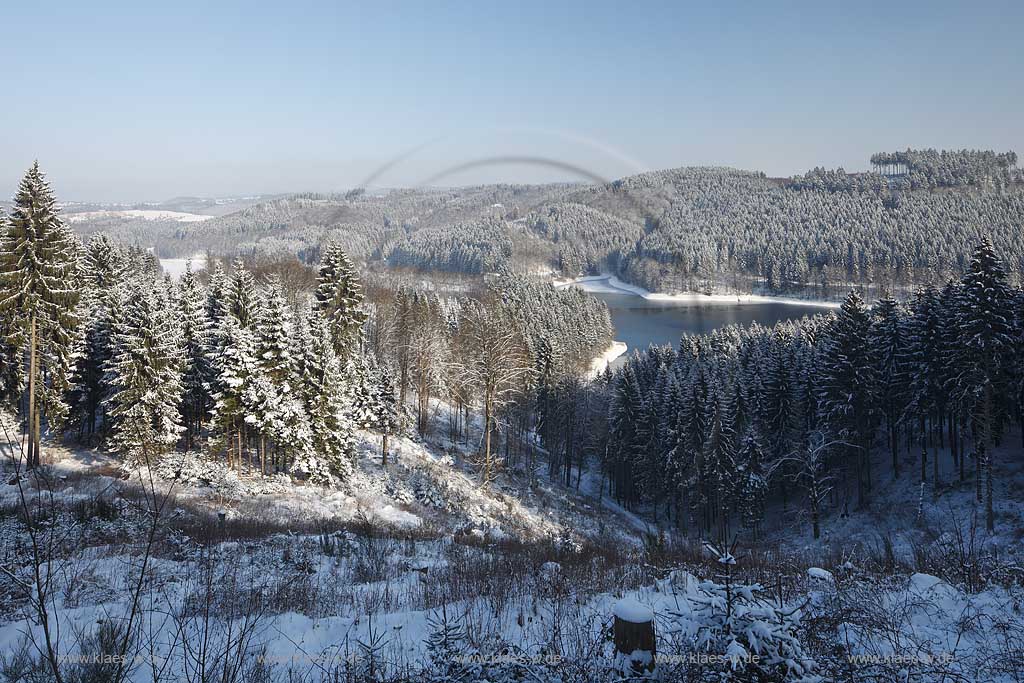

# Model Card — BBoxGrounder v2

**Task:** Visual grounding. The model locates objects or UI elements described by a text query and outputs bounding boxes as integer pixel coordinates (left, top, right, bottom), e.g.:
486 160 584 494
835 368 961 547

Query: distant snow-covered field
159 254 208 279
65 209 216 223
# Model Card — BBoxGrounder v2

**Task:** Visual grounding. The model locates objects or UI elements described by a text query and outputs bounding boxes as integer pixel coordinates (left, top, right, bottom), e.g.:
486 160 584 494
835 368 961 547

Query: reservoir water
579 282 835 367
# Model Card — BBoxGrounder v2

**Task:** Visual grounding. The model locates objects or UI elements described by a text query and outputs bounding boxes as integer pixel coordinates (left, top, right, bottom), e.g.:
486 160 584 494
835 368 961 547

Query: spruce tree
703 387 738 543
205 260 230 327
104 281 184 465
736 424 768 537
247 274 300 473
315 242 367 358
374 360 401 465
228 257 259 329
178 261 213 449
83 233 125 290
0 162 81 467
347 352 379 430
762 331 800 463
294 306 355 484
951 238 1016 531
67 237 126 441
608 364 644 506
905 285 948 483
210 313 257 471
818 291 877 507
255 275 293 385
869 294 909 478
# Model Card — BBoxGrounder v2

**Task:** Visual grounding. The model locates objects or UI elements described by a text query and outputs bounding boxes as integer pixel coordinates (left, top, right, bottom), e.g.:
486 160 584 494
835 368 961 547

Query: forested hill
65 149 1024 299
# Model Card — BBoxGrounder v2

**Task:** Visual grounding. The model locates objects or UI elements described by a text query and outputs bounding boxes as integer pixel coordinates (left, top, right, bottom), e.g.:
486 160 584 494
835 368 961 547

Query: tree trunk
483 394 493 484
959 424 966 483
891 419 899 478
27 314 38 468
984 387 995 532
33 408 41 469
811 494 820 540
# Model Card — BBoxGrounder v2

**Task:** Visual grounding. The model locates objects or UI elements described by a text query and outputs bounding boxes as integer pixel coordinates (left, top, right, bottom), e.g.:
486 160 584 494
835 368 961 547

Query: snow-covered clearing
554 274 842 308
159 254 208 279
64 209 216 223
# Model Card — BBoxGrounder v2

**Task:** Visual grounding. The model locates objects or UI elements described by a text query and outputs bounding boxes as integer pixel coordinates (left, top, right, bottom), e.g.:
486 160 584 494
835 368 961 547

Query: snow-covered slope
0 422 640 547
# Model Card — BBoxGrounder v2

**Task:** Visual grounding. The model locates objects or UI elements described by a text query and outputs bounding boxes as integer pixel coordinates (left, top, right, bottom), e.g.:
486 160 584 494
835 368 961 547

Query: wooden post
613 597 656 677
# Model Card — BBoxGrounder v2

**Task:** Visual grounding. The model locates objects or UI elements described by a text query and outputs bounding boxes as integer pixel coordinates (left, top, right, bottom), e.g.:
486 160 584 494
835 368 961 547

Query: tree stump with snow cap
613 597 656 676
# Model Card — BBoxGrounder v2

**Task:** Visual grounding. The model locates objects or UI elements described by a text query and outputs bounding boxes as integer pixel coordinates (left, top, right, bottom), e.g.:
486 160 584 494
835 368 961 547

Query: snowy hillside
3 423 1023 682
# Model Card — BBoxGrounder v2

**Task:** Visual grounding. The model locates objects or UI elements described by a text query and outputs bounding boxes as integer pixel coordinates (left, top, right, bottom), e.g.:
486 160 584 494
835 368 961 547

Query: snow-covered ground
2 416 1023 681
587 340 627 378
554 274 842 308
760 432 1024 563
0 419 639 546
159 254 208 279
64 209 217 223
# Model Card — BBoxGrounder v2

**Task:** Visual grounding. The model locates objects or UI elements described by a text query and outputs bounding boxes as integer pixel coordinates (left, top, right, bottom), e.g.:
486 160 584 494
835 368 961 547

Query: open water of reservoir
583 284 834 367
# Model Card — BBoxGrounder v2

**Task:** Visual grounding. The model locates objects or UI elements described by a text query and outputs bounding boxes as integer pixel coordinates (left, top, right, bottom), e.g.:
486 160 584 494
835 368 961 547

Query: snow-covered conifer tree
374 360 401 465
951 238 1016 531
293 306 355 484
104 281 184 465
205 259 230 328
869 293 909 477
818 291 877 507
228 257 259 329
210 313 257 470
315 242 367 358
0 162 81 467
67 234 127 440
178 261 213 448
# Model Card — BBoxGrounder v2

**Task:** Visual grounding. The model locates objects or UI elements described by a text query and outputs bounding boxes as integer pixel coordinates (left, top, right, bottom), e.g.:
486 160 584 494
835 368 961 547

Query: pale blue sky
2 0 1021 201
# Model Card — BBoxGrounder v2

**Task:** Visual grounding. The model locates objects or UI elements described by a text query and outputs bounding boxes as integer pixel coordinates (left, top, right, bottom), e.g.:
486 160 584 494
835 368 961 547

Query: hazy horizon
2 0 1022 203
